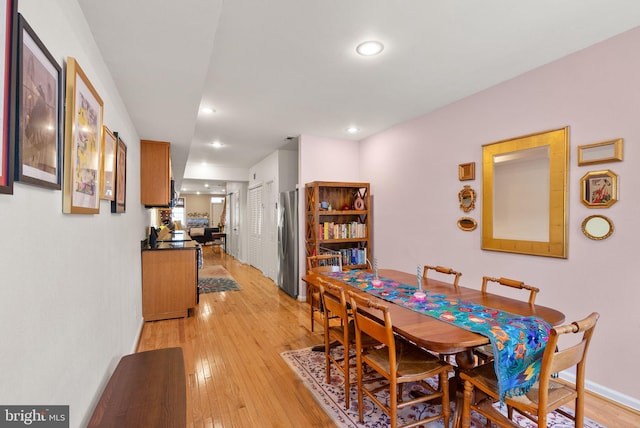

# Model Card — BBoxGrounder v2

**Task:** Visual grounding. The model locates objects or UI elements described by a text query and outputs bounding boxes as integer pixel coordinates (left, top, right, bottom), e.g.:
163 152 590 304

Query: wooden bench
87 347 186 428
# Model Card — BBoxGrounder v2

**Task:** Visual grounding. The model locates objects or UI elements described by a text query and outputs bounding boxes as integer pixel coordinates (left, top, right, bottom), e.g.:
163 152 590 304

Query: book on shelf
317 222 367 240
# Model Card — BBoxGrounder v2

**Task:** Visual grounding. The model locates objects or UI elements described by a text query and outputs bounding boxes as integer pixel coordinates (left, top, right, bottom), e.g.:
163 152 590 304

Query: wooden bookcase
305 181 371 270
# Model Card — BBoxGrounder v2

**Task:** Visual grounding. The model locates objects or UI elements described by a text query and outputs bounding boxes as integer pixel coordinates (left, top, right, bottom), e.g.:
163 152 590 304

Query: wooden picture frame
15 14 62 189
111 133 126 213
0 0 17 194
577 138 623 166
458 162 475 181
63 57 103 214
100 125 116 200
580 169 617 208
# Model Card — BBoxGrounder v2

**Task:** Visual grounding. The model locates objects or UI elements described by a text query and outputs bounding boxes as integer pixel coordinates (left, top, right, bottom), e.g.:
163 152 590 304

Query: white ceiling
77 0 640 194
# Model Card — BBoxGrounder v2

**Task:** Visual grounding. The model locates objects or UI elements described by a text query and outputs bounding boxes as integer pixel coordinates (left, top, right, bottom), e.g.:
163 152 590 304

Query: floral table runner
324 270 550 401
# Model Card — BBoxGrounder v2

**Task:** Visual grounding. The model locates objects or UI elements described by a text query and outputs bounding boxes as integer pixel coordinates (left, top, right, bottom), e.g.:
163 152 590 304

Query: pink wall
358 27 640 407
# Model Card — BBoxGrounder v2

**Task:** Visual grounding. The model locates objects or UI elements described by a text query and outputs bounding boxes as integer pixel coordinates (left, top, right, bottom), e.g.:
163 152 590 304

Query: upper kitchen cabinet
140 140 173 207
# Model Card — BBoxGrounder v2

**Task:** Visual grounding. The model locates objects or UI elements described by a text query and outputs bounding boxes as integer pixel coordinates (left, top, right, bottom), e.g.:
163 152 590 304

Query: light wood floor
137 249 640 427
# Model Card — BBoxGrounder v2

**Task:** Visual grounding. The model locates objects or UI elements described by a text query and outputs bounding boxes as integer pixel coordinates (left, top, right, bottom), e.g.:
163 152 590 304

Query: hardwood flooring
137 249 640 427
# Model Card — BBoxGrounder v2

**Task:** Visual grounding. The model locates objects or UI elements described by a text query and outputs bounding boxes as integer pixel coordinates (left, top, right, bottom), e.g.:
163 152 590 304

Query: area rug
281 346 607 428
198 265 241 294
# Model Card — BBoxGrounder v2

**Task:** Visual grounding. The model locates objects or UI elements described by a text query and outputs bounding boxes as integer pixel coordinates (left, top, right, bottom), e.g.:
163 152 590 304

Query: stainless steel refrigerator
277 190 298 298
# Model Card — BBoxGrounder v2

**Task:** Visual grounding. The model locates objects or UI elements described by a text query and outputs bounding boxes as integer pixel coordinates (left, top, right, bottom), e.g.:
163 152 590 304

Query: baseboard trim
131 317 145 354
560 372 640 413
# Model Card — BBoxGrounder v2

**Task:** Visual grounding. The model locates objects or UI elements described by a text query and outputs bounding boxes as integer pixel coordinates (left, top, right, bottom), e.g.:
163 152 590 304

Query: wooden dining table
302 268 566 426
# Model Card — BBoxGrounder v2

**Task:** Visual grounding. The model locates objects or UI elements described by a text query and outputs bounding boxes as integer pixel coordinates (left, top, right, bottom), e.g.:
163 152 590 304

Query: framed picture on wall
15 14 62 189
100 125 116 200
63 57 103 214
0 0 17 194
580 169 617 208
111 133 126 213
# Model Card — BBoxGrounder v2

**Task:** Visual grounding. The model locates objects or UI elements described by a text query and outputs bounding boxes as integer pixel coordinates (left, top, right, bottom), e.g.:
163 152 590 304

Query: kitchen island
141 234 198 321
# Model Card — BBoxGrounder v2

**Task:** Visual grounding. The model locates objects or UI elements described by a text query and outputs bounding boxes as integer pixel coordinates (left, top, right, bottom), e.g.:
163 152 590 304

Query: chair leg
309 285 316 332
575 395 584 428
356 353 364 423
324 333 331 385
343 342 350 409
440 371 450 428
462 379 473 428
390 379 398 428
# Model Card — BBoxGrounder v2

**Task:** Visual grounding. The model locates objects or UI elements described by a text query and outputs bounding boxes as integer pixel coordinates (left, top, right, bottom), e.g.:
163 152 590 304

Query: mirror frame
457 217 477 231
577 138 623 166
581 214 613 240
458 185 476 212
482 127 569 258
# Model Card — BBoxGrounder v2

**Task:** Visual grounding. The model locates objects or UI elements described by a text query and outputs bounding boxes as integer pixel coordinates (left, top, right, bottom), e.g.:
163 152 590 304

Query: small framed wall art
458 162 475 181
111 133 126 213
580 169 617 208
100 125 116 200
15 14 62 190
63 57 103 214
577 138 623 166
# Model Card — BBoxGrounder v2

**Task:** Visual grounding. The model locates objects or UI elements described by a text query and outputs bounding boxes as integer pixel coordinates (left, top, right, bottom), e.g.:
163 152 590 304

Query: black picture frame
15 13 62 189
0 0 17 194
111 133 126 213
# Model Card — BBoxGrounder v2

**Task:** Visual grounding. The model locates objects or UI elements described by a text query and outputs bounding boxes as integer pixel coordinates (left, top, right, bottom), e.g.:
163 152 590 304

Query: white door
263 180 277 281
228 192 240 258
248 185 263 270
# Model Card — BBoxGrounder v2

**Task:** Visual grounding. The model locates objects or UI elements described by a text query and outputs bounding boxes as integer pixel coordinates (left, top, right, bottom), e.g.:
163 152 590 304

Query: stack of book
318 222 366 240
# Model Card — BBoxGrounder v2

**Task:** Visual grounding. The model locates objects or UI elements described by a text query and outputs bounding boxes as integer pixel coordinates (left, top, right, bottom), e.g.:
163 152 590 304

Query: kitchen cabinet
141 241 197 321
140 140 172 207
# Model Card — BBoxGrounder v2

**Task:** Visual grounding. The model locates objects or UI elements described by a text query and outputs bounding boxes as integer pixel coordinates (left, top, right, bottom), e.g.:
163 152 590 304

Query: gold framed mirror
458 185 476 212
457 217 477 231
482 127 569 258
581 215 613 240
577 138 623 166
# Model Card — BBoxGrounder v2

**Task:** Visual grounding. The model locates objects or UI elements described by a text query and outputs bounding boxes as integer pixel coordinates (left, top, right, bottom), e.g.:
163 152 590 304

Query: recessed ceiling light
212 141 224 148
201 107 216 114
204 184 210 188
356 41 384 56
346 126 360 134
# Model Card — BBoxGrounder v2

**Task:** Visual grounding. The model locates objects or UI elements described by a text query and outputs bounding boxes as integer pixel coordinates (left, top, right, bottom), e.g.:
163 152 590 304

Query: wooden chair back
307 254 343 273
540 312 599 403
423 265 462 287
319 280 350 328
348 290 452 428
461 312 599 428
481 276 539 304
347 292 396 367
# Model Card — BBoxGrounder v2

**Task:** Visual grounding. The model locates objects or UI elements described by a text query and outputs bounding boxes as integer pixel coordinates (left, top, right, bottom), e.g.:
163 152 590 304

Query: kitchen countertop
141 231 198 250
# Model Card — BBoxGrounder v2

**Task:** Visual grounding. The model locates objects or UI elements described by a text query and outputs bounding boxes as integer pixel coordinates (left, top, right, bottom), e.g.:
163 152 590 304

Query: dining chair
318 280 379 409
347 291 453 428
474 276 541 364
460 312 600 428
306 254 343 332
423 265 462 288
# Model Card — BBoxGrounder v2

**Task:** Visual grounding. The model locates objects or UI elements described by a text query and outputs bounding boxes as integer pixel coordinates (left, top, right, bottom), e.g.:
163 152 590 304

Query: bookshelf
305 181 371 270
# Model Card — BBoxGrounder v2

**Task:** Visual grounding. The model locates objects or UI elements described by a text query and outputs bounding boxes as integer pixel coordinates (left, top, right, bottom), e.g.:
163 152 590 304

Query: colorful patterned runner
324 270 550 401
